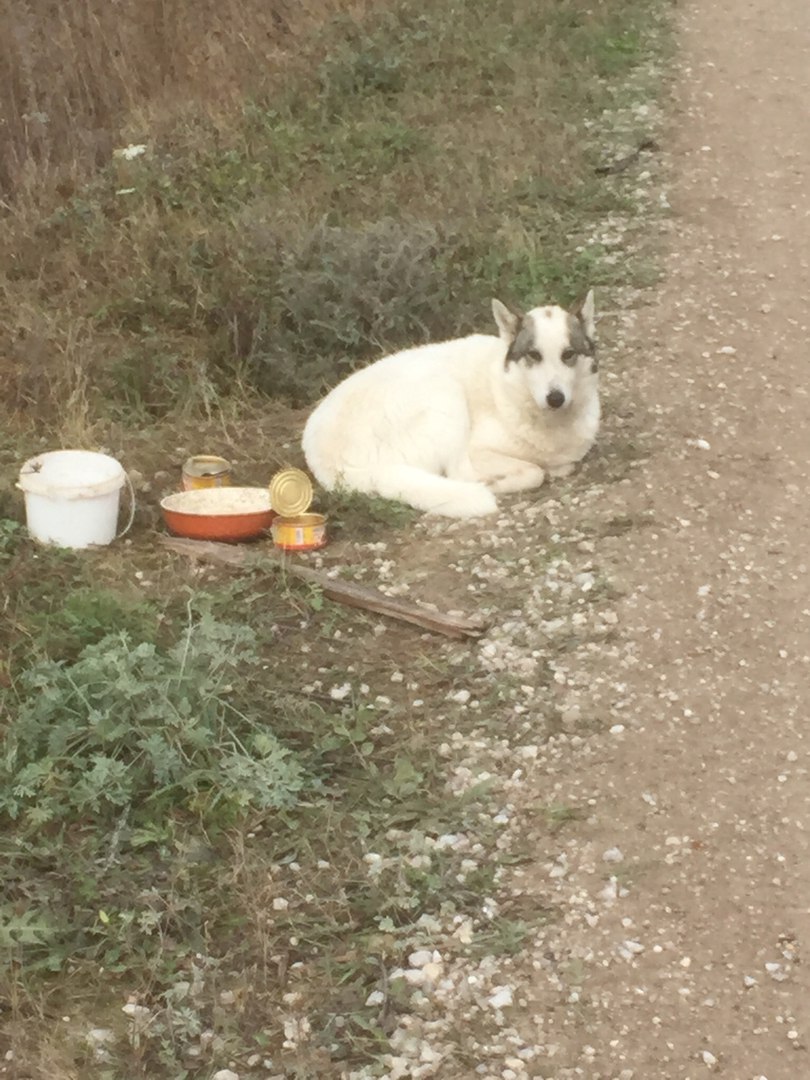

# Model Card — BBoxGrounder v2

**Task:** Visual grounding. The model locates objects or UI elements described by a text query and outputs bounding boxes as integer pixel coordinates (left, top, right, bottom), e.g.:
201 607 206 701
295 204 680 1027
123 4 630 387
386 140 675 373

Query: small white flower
363 852 384 878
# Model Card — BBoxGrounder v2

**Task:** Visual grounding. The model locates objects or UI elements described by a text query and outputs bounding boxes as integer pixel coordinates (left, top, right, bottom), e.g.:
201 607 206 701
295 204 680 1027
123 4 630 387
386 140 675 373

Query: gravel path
499 1 810 1076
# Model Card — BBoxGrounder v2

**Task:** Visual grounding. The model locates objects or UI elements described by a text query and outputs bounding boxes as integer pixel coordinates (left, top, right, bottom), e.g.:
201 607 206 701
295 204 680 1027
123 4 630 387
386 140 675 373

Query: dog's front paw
548 463 576 479
489 466 546 494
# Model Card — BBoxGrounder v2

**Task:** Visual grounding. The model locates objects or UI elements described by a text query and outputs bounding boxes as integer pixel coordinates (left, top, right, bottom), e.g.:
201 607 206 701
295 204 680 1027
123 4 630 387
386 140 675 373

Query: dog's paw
425 483 498 518
548 463 576 479
489 466 546 494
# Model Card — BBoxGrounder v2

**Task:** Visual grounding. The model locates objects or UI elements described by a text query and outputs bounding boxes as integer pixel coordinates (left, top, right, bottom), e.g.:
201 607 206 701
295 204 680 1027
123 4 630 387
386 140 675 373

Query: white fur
302 292 600 518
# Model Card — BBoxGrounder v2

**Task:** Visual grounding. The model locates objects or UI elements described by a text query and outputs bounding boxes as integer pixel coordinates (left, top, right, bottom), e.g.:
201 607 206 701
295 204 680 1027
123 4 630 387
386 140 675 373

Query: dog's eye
561 348 577 365
526 348 543 363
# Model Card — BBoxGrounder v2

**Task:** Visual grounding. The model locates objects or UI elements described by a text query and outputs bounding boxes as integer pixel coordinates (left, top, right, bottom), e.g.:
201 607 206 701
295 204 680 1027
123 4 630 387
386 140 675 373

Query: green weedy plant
0 516 23 562
26 584 160 662
0 612 303 830
0 906 55 950
318 39 405 105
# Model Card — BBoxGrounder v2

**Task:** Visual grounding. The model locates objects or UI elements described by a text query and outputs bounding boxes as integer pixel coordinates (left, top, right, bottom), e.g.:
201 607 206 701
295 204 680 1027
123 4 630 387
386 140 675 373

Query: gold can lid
269 467 313 517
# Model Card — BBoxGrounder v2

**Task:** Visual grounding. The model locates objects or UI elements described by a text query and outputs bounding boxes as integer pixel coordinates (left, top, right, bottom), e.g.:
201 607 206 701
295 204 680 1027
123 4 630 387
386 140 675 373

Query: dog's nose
546 389 565 409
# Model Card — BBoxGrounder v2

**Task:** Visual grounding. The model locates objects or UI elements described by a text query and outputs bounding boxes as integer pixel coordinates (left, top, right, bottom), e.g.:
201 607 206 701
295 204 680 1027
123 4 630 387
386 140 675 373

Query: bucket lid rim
18 451 126 498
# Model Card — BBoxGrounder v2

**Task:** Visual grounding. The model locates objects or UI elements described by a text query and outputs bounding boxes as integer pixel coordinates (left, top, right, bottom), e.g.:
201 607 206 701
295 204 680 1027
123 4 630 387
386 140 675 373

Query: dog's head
492 290 597 412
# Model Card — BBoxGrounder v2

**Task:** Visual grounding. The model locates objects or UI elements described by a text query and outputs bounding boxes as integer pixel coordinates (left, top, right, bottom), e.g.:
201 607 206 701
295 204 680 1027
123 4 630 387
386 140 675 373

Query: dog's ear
492 298 522 342
571 289 596 340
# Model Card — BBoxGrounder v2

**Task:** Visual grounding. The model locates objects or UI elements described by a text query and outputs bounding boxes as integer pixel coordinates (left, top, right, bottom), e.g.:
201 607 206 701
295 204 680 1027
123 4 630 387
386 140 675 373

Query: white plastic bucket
17 450 135 549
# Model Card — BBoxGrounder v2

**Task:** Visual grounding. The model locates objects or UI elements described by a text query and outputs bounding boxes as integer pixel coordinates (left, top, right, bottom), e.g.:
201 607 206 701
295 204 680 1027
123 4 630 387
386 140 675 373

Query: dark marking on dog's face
504 310 597 369
566 313 595 357
505 314 540 367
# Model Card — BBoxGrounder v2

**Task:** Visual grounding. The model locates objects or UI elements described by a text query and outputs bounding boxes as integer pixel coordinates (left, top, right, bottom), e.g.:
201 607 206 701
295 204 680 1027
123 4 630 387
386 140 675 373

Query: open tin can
182 455 232 490
271 512 327 552
269 467 327 551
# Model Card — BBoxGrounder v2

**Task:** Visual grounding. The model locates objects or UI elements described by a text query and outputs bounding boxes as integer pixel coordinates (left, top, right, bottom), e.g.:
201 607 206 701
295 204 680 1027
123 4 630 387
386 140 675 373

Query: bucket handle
118 472 137 539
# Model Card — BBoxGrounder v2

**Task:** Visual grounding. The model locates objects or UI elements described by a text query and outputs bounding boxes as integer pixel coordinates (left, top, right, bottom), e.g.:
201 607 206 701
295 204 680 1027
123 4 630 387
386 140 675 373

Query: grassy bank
0 0 671 1076
3 0 662 427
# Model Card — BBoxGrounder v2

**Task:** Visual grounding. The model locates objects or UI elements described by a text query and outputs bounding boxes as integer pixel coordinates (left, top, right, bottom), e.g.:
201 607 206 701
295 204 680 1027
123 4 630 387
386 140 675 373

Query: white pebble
448 689 471 704
408 950 433 969
121 1003 151 1021
488 986 514 1009
86 1029 115 1045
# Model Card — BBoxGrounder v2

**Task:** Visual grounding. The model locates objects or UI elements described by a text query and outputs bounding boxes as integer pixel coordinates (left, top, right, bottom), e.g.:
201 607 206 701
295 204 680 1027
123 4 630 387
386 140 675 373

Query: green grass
318 487 421 540
0 529 527 1073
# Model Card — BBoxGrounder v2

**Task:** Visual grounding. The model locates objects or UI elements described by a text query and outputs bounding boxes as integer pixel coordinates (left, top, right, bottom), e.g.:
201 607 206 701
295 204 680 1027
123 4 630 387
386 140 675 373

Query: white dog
302 292 599 518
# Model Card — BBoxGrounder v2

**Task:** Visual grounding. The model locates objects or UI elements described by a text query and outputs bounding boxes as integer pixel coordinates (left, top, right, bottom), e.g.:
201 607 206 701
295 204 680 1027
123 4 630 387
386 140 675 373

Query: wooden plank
160 536 487 640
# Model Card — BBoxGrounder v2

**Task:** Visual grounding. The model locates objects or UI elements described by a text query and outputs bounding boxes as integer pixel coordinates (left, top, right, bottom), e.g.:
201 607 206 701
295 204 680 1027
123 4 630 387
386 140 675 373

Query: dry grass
0 0 372 197
1 0 655 446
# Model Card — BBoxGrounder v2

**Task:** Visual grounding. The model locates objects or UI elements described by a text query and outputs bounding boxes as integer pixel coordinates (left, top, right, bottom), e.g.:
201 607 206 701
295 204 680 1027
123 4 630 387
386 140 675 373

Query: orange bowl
160 487 276 542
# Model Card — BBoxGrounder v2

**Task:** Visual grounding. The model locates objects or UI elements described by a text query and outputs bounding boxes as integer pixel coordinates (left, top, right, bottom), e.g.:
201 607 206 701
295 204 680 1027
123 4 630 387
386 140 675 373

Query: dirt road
508 0 810 1076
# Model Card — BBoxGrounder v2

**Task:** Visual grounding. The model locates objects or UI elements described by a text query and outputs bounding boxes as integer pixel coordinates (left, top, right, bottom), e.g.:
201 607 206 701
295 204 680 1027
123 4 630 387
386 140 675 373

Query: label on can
269 468 313 517
272 513 327 551
182 456 232 490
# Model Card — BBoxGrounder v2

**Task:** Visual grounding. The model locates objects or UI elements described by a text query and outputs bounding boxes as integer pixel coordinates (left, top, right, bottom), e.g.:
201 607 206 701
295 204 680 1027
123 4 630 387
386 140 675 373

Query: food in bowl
160 487 275 542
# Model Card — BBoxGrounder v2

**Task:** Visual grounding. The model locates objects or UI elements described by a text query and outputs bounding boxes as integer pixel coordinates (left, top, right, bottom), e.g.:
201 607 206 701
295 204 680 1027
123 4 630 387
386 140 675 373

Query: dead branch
160 536 487 640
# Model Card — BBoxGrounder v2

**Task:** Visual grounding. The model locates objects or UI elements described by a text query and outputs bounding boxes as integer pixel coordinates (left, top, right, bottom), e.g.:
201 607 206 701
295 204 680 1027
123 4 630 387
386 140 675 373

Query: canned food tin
271 513 327 552
182 455 232 490
269 467 313 518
